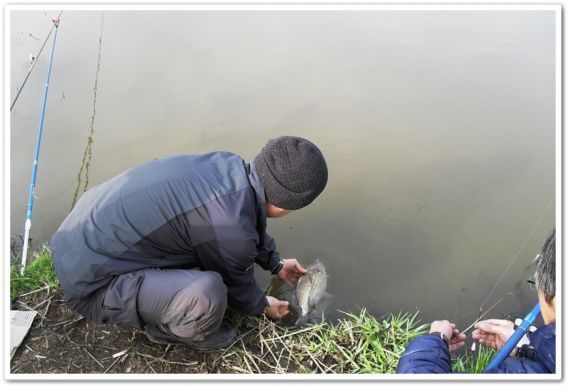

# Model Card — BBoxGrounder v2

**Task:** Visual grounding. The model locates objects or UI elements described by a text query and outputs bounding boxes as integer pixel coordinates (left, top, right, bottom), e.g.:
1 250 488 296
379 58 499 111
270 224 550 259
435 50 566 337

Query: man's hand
473 319 516 355
264 296 289 319
277 258 307 285
430 320 466 352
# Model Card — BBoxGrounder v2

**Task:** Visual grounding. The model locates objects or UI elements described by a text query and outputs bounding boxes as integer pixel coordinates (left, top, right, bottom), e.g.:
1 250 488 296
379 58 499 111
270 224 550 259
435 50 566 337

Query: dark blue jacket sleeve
397 335 452 373
255 232 281 272
195 238 267 316
196 187 270 316
485 357 543 374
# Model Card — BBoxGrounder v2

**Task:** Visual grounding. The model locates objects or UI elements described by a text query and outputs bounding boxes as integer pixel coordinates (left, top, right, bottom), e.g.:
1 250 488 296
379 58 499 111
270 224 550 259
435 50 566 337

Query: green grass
339 310 429 373
277 309 496 374
260 309 429 373
10 245 59 301
452 344 497 373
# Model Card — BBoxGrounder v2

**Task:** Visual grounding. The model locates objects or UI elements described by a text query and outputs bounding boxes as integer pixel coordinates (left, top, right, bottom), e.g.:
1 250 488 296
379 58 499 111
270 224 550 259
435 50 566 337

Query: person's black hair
536 229 556 303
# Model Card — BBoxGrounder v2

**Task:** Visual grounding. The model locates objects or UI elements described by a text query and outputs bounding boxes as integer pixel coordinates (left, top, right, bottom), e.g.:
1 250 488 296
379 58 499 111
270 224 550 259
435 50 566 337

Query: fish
295 260 328 324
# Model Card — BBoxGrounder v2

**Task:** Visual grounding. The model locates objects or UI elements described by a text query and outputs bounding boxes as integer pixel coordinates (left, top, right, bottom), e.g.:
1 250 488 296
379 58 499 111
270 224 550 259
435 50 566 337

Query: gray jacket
51 152 281 321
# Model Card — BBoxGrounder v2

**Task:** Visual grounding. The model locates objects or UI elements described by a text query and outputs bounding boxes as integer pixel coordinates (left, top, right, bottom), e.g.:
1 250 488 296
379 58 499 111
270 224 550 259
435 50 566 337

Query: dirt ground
10 288 300 374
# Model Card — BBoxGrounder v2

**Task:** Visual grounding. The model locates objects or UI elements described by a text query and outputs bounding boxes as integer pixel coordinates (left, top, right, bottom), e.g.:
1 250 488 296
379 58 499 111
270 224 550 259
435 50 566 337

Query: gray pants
78 268 228 341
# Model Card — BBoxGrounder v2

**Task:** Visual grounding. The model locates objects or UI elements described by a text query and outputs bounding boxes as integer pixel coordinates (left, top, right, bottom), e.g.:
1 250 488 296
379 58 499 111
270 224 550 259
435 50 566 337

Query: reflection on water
70 13 104 210
10 10 556 330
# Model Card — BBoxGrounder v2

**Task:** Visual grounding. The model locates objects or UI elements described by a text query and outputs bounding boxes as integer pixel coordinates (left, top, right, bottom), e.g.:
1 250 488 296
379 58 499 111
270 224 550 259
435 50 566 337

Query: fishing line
71 13 104 209
11 10 63 112
479 196 554 309
454 306 481 321
459 297 503 335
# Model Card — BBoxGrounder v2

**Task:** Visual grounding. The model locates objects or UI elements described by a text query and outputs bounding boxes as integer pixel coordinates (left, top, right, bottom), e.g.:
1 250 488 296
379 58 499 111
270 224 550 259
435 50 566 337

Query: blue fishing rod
19 17 61 275
483 303 542 372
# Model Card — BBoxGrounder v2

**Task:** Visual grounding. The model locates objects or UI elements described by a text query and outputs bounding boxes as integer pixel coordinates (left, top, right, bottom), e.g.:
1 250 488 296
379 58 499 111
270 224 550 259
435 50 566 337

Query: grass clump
452 345 497 373
246 309 429 373
10 245 59 301
337 310 428 373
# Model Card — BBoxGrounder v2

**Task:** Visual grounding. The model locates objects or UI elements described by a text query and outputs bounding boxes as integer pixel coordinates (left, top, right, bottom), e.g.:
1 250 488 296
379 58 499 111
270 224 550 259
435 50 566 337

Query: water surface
10 10 556 329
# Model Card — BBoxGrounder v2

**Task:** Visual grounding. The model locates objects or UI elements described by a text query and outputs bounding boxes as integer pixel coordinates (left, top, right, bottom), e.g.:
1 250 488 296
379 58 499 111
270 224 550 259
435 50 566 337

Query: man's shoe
145 322 236 351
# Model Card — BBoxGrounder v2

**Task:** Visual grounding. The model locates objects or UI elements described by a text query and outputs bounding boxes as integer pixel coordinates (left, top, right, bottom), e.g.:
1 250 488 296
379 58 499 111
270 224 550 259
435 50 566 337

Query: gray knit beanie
254 136 328 210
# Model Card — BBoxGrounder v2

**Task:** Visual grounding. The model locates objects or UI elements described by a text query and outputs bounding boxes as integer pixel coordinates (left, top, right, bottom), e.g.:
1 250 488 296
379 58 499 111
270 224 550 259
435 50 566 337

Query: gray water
10 10 556 330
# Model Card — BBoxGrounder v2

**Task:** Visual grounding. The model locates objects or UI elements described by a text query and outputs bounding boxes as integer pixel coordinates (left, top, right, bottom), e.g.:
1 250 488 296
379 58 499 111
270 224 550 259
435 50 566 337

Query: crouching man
51 136 328 351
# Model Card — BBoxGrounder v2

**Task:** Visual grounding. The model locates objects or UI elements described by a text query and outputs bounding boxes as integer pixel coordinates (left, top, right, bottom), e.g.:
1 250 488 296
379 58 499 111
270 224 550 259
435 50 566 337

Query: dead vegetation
10 288 295 374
